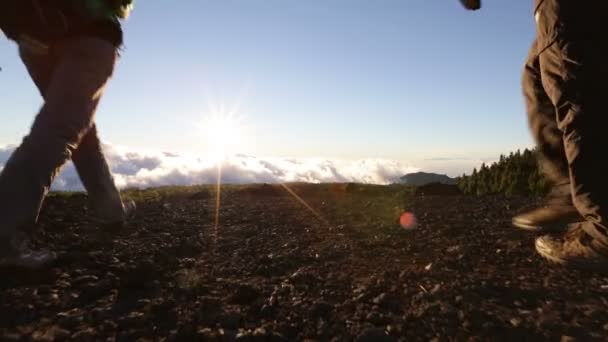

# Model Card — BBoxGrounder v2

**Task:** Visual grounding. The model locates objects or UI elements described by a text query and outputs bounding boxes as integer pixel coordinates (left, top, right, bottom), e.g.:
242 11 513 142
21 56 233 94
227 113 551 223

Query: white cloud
0 144 420 191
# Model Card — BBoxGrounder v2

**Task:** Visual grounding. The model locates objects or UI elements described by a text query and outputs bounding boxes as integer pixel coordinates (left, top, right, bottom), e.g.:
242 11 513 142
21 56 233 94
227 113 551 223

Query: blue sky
1 1 536 178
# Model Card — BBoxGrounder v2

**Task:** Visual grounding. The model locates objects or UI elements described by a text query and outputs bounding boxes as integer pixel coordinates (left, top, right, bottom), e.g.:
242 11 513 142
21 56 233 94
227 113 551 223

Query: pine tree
457 148 549 196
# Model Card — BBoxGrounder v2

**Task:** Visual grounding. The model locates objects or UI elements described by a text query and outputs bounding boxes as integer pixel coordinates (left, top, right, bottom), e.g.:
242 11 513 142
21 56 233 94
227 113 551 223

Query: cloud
0 144 419 191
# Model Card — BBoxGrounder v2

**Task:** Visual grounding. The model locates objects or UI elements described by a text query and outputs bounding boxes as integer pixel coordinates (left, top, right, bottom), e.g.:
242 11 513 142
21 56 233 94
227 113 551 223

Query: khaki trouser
0 36 124 238
524 0 608 245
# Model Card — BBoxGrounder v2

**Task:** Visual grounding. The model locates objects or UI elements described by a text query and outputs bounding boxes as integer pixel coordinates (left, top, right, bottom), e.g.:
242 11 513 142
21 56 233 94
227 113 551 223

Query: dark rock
219 312 243 330
79 279 111 302
365 311 388 325
199 296 222 314
230 284 261 305
72 275 99 285
310 301 333 318
372 293 401 312
356 328 396 342
119 261 158 291
289 269 319 286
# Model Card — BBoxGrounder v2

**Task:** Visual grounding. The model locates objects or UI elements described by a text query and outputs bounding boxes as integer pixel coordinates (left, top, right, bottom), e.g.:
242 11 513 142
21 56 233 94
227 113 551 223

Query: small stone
373 293 387 305
72 275 99 285
70 328 96 340
510 318 521 327
197 328 216 339
31 326 70 342
446 245 461 253
253 327 267 336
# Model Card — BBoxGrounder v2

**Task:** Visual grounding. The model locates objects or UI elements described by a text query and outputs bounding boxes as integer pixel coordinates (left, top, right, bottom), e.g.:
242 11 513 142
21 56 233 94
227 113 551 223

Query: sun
202 112 244 162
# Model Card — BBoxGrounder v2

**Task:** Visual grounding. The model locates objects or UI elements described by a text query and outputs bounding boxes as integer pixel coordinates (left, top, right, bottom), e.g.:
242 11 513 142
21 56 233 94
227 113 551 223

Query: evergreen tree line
457 148 550 196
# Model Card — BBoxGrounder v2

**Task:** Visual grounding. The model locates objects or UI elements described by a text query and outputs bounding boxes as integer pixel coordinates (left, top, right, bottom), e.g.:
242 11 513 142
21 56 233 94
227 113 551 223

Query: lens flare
400 211 417 230
280 183 330 226
214 163 222 246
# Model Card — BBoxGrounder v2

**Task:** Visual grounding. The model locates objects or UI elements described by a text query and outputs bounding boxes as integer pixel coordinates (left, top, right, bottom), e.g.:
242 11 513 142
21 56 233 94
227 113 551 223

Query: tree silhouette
457 148 550 196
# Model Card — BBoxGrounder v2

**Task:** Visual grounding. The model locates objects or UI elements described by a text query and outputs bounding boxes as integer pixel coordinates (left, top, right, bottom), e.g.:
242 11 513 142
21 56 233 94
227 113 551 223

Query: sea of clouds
0 144 422 191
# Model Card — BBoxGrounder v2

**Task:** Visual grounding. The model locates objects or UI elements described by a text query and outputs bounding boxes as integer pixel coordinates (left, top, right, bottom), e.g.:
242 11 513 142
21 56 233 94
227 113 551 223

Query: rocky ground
1 183 608 341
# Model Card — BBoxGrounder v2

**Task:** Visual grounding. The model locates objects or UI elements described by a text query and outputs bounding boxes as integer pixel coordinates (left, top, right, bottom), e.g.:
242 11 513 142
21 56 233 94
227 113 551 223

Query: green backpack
82 0 135 21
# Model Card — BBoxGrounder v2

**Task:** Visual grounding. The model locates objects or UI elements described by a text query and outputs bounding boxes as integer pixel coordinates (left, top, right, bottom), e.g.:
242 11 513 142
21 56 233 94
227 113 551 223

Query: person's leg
513 39 578 230
20 42 128 225
18 44 56 97
0 37 117 264
523 40 570 191
533 0 608 266
71 124 127 224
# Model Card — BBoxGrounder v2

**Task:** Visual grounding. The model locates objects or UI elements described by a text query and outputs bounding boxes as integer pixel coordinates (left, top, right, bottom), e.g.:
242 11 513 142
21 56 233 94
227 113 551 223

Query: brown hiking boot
513 200 580 231
535 224 608 271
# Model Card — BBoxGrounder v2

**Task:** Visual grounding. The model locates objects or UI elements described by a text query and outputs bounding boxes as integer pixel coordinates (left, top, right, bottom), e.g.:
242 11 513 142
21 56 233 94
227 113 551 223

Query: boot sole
512 218 568 232
535 238 608 273
512 212 581 232
534 238 567 264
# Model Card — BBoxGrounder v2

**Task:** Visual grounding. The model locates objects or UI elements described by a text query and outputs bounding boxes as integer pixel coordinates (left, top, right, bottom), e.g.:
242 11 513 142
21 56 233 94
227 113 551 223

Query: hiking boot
535 224 608 271
0 234 57 269
513 201 580 231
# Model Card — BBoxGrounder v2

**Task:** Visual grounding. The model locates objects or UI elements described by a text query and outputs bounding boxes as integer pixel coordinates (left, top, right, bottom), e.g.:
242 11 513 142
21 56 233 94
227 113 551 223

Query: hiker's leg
512 39 578 231
523 39 570 197
72 125 125 222
18 45 55 97
0 37 117 239
20 40 125 222
536 0 608 245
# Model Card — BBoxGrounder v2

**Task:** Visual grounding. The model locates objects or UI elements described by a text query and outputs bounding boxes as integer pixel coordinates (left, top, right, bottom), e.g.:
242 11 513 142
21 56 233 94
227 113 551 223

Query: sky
0 1 537 188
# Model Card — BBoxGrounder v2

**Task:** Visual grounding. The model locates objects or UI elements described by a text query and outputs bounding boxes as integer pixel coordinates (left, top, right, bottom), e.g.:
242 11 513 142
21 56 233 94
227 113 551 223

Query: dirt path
1 185 607 341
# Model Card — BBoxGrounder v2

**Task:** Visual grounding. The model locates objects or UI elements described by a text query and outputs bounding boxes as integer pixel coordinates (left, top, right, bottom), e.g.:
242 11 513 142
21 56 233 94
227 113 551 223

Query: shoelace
564 223 585 241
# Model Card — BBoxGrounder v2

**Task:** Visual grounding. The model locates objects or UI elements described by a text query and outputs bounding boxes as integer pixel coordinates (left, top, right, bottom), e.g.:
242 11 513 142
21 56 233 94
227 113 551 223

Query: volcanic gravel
1 184 608 341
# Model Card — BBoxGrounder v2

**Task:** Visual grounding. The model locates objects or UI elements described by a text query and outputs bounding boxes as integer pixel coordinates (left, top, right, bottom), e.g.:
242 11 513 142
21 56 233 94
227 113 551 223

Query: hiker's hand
460 0 481 11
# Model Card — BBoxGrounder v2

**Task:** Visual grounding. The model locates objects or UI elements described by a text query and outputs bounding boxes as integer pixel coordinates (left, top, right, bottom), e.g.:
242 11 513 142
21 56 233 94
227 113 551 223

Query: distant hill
396 172 457 186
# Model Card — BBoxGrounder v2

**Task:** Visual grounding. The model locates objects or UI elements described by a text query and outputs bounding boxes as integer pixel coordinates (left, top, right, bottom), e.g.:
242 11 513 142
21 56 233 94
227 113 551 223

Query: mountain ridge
395 171 457 186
